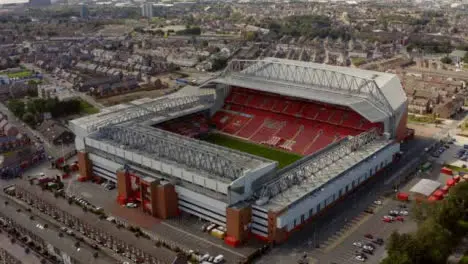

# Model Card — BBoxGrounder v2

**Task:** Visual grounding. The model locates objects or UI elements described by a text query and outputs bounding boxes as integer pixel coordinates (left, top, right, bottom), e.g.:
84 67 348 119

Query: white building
140 3 153 18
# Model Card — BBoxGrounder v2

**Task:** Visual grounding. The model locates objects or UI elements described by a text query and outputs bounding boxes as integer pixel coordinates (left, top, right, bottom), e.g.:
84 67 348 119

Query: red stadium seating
211 87 382 155
164 87 382 156
157 113 210 138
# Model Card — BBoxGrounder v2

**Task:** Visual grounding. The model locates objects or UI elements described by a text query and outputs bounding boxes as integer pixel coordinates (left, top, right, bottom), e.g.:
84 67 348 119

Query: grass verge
79 100 99 114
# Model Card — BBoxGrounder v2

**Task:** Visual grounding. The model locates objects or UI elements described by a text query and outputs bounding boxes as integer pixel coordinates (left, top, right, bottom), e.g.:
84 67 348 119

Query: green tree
22 112 35 126
441 56 452 64
7 99 25 118
381 252 412 264
244 31 257 41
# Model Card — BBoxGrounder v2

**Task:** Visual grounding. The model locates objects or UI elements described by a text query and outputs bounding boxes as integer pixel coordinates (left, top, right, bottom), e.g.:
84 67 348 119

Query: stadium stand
155 113 210 138
211 87 378 155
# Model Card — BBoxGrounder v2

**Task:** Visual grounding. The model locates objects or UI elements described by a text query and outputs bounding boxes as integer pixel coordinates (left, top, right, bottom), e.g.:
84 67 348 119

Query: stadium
70 58 409 246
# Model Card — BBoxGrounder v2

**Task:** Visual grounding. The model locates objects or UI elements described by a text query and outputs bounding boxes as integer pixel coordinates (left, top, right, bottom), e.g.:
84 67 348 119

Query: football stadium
70 58 409 246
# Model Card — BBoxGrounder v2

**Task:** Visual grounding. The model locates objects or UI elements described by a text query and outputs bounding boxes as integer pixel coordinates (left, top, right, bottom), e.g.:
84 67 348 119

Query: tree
441 56 452 64
7 99 25 118
381 252 412 264
22 112 35 126
244 31 257 41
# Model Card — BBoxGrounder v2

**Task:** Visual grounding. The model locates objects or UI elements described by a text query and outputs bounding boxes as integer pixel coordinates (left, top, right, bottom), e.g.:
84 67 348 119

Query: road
0 102 62 158
62 174 255 263
0 233 44 264
406 67 468 80
12 181 179 264
0 195 115 264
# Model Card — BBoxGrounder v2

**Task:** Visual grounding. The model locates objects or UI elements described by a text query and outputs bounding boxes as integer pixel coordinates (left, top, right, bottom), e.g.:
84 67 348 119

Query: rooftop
211 58 407 123
89 123 273 183
410 179 441 197
259 130 391 212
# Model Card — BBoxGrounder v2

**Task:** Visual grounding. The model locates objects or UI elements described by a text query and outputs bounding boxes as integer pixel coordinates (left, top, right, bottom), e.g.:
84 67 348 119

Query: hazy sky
0 0 29 4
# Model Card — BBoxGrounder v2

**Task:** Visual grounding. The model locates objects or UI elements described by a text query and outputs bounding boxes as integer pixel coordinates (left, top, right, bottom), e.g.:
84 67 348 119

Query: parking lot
431 135 468 167
313 198 417 264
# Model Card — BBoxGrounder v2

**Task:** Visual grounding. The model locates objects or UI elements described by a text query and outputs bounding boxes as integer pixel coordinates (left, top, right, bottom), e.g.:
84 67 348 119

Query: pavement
0 195 115 264
10 181 180 264
60 173 257 263
0 233 44 264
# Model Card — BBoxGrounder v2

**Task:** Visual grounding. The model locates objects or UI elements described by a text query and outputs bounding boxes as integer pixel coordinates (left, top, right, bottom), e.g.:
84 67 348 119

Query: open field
203 133 302 168
408 114 442 124
6 70 33 78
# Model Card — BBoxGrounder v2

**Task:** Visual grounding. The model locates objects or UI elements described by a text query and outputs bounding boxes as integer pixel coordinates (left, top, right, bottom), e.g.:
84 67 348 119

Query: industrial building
70 58 408 246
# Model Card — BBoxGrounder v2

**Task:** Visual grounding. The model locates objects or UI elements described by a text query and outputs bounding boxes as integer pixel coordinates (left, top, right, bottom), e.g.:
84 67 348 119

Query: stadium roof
210 58 407 123
72 89 275 184
260 132 392 212
70 93 215 136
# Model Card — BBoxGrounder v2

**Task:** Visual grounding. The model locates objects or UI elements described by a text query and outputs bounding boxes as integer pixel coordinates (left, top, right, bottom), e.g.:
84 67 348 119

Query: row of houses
404 76 466 118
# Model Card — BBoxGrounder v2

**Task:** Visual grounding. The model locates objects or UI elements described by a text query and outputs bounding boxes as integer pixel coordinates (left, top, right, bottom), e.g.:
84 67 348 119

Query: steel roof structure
70 94 214 135
259 129 391 212
257 129 378 199
209 58 407 124
94 124 270 181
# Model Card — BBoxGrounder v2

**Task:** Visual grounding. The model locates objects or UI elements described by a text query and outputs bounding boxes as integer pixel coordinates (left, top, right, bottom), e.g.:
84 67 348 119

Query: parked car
395 216 404 222
399 210 409 216
382 216 394 223
355 254 367 262
373 200 382 205
352 242 363 248
364 243 375 250
213 255 224 263
372 238 384 245
364 234 373 239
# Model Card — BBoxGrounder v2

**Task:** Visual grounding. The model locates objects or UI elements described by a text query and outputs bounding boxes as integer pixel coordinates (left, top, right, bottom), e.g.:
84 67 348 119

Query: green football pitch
203 133 302 168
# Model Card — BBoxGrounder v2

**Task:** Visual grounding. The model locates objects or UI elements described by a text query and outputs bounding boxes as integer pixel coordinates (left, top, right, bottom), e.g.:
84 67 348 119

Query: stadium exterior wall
275 142 399 233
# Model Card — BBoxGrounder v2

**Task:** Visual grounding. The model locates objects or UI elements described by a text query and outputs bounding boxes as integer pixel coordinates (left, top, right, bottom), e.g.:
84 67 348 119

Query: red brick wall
396 107 408 142
77 151 92 179
226 206 252 243
117 170 130 200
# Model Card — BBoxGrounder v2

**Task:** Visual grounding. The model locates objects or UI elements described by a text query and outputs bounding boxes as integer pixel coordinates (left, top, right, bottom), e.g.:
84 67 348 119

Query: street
0 195 116 264
0 232 44 264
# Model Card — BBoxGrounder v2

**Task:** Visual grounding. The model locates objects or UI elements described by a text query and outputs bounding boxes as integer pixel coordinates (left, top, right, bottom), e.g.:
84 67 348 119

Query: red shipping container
441 186 449 194
447 179 456 187
433 190 444 198
454 175 461 183
428 196 439 202
440 167 453 175
397 192 409 201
